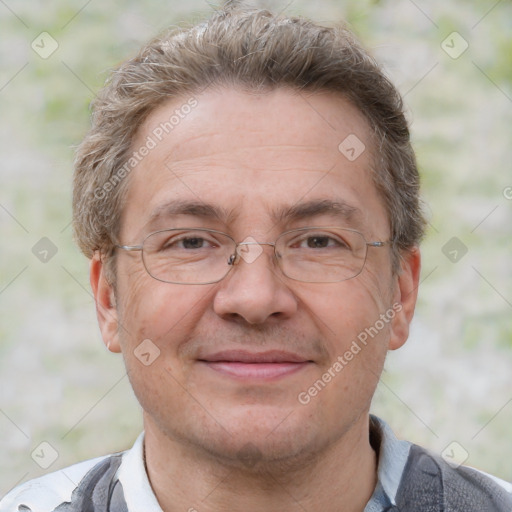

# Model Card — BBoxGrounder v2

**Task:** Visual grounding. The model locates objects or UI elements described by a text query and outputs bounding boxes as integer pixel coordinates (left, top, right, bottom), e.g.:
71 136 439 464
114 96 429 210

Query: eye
302 235 338 249
291 232 351 250
175 237 208 249
157 232 218 251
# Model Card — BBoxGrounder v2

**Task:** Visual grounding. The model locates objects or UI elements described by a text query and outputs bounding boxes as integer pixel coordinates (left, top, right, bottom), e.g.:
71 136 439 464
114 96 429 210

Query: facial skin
90 87 420 511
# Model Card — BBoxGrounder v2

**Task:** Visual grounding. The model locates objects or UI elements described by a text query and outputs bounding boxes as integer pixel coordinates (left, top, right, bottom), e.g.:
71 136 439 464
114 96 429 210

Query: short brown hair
72 5 426 287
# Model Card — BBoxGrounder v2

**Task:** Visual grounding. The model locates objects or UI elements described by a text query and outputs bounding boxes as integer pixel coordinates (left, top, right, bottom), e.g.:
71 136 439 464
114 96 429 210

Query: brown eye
306 236 331 248
179 237 206 249
293 234 350 250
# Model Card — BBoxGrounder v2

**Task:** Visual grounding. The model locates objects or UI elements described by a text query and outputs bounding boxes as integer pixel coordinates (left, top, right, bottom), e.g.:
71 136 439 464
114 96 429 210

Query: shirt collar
365 414 412 509
116 431 164 511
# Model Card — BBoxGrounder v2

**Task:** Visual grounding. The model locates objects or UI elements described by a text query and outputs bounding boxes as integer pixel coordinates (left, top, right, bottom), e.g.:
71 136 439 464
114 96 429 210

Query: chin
173 403 331 472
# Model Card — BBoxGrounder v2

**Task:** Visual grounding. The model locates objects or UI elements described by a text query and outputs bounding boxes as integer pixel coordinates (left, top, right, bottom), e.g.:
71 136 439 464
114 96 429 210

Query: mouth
197 350 313 381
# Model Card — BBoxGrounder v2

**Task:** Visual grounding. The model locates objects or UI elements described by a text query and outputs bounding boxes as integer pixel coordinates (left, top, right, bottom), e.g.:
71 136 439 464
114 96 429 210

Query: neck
144 415 377 512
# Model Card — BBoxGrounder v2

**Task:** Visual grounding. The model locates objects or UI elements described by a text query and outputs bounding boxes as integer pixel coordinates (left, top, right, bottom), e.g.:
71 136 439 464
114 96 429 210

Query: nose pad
236 237 265 265
228 239 276 268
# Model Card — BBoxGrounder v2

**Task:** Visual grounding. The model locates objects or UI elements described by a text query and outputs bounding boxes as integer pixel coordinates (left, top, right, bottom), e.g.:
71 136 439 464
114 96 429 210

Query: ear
89 251 121 353
388 247 421 351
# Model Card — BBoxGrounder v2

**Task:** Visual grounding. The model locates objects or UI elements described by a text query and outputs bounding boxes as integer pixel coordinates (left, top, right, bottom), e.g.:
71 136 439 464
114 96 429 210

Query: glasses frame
114 227 391 285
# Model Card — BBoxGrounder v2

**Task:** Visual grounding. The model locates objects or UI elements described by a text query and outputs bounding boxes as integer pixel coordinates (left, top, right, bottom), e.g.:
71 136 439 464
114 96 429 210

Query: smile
198 350 313 381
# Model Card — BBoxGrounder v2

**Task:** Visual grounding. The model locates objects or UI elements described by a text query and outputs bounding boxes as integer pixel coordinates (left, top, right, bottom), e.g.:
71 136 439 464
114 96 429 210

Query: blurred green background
1 0 511 495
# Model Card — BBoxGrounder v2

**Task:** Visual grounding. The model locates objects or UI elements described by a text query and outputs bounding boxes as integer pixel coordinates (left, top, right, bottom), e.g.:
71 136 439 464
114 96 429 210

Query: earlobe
89 251 122 353
388 247 421 351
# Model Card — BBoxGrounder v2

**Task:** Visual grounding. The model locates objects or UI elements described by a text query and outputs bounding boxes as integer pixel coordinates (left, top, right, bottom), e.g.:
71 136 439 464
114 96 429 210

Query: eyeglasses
114 227 390 284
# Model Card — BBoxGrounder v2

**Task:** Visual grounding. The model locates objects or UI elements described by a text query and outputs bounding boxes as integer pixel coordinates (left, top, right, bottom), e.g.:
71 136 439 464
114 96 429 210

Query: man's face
92 88 419 467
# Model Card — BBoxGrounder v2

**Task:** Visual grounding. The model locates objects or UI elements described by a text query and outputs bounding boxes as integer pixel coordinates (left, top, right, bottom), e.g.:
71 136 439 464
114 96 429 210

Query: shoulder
397 443 512 511
0 453 120 512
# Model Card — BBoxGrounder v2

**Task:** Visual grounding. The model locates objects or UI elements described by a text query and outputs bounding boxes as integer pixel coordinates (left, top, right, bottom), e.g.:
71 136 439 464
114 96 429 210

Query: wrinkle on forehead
160 146 340 176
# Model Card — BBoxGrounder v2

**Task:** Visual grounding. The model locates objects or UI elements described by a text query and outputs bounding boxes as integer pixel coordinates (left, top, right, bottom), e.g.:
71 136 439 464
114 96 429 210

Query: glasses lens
276 228 367 283
142 229 235 284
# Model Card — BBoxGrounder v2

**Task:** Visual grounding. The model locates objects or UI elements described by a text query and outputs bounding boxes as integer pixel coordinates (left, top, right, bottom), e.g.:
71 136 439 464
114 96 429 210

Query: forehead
120 87 388 240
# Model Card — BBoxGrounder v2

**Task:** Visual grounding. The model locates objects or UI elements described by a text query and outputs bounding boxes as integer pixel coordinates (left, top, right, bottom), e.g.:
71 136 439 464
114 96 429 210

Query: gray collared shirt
2 415 511 511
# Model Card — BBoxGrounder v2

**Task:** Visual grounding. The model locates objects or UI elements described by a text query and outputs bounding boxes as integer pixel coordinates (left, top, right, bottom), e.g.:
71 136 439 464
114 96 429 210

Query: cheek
116 266 155 341
297 281 392 419
303 275 392 351
116 262 215 355
114 270 211 414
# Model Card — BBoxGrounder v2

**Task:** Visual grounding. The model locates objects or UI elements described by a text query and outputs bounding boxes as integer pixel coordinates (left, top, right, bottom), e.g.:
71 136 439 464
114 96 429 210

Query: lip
199 349 310 364
198 350 313 381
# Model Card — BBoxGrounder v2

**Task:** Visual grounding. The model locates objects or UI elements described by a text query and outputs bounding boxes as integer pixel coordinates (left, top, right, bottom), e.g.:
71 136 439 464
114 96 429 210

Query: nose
212 242 298 325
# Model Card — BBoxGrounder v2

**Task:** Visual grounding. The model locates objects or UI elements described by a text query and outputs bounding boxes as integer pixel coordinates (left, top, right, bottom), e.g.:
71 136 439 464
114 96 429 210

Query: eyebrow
272 199 362 226
142 197 363 233
141 199 232 234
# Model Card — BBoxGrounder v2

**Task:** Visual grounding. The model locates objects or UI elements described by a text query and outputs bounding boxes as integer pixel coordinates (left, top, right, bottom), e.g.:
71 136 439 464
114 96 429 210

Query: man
2 3 511 512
